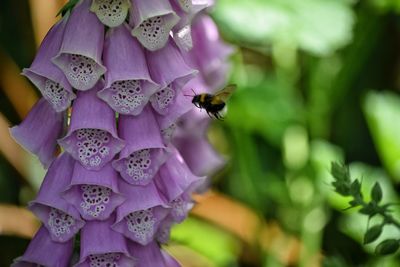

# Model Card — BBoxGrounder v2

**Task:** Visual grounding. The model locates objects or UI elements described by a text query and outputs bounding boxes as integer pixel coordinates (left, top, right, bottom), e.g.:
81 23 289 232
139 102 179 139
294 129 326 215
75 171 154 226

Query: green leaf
364 91 400 182
213 0 355 56
371 182 383 203
363 224 383 244
375 239 400 255
350 179 361 195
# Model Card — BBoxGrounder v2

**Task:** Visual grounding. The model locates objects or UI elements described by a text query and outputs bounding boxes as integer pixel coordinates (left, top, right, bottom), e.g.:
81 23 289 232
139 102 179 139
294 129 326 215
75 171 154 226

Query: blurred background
1 0 400 266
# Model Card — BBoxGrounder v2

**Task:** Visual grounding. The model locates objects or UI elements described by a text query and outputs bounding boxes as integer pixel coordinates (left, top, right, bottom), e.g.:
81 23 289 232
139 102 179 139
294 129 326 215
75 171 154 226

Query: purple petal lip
52 0 106 90
10 98 65 169
11 226 74 267
28 153 85 242
112 179 169 245
90 0 131 28
59 81 125 170
76 216 136 267
154 148 205 203
146 38 198 89
113 106 170 185
62 162 125 220
130 0 180 51
22 16 75 112
98 24 159 115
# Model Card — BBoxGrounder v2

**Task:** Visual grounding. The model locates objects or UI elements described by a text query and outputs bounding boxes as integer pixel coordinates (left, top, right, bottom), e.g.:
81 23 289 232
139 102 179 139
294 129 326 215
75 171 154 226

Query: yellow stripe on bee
200 94 206 103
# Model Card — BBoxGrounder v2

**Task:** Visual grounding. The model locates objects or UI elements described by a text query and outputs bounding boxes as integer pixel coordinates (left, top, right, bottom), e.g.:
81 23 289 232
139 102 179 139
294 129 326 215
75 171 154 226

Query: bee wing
213 84 236 103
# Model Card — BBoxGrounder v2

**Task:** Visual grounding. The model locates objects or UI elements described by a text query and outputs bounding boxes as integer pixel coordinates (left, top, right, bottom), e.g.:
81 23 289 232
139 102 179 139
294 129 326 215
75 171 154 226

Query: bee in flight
189 84 236 120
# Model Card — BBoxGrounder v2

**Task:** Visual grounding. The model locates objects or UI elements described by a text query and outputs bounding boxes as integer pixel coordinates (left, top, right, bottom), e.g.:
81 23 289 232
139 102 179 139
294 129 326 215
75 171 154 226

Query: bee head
192 95 201 104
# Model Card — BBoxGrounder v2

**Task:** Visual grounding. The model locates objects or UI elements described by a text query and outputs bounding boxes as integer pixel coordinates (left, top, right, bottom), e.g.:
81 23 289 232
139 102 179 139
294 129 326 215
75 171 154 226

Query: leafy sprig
330 162 400 255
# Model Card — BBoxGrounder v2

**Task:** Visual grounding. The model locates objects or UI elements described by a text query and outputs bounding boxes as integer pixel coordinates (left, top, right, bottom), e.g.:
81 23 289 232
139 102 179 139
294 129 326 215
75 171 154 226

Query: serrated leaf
371 182 383 203
364 225 383 244
350 179 361 195
375 239 400 255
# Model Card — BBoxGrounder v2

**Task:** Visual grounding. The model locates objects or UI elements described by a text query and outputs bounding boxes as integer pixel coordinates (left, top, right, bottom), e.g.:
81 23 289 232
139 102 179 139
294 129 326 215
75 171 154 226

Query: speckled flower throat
11 0 232 266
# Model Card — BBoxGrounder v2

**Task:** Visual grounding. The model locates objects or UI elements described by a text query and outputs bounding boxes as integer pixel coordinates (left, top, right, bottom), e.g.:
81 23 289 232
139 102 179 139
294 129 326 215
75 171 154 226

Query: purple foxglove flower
98 24 159 115
155 149 204 203
53 0 106 91
155 87 194 136
129 241 180 267
154 149 204 222
22 16 75 112
170 0 207 51
185 15 233 90
29 153 85 242
11 226 74 267
76 216 136 267
59 81 125 170
63 161 125 220
10 98 65 168
146 38 197 115
112 179 169 245
173 109 225 176
90 0 131 28
113 106 169 186
129 0 179 51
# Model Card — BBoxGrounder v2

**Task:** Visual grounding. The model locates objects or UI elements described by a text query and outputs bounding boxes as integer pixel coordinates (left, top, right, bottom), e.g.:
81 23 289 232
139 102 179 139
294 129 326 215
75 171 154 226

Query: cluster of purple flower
11 0 232 266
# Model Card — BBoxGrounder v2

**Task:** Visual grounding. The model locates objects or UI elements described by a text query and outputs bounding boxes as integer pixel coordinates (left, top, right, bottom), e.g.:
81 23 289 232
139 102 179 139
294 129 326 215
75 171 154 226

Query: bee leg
215 113 224 121
206 111 213 118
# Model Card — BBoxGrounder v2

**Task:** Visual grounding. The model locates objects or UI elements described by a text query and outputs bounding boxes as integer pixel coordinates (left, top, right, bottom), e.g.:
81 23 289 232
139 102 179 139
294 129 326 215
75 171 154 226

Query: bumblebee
191 84 236 120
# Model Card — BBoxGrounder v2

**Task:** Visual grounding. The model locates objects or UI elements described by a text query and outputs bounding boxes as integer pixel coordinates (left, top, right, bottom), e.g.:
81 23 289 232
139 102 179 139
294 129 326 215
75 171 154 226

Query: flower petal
113 106 169 186
11 226 74 267
10 98 65 168
59 81 125 170
53 0 106 90
98 24 159 115
63 161 124 220
90 0 131 27
130 0 180 51
112 180 169 245
155 148 205 203
129 241 179 267
76 216 136 267
29 153 85 242
22 16 75 112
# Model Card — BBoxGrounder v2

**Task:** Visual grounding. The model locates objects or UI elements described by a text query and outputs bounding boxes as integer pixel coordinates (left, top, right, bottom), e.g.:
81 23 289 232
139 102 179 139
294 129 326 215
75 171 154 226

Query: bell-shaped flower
10 98 65 168
155 148 204 222
173 108 225 176
90 0 131 27
22 16 75 112
129 241 181 267
129 0 179 51
185 15 233 90
112 179 169 245
75 216 136 267
63 161 124 221
28 153 85 242
53 0 106 90
146 38 197 115
11 226 74 267
98 24 159 115
170 0 207 51
59 81 125 170
113 106 169 186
